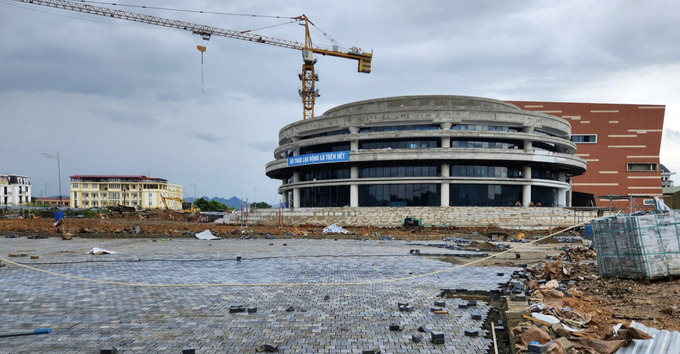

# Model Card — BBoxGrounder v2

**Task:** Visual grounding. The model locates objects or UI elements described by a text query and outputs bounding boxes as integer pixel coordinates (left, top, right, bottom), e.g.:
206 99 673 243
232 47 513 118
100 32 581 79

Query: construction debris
195 230 220 240
88 247 116 255
322 224 350 234
508 245 659 353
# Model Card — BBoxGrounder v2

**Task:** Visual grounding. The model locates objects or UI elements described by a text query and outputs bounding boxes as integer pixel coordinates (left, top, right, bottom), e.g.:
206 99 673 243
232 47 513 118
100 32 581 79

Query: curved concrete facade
266 95 586 208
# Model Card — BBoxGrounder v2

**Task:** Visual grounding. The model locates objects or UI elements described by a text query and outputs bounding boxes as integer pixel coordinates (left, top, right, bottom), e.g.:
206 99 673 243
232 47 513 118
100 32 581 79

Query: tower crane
11 0 373 120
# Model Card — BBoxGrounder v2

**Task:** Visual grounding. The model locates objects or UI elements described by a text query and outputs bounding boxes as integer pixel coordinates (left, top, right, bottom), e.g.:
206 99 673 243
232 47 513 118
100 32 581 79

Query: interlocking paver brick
0 237 516 353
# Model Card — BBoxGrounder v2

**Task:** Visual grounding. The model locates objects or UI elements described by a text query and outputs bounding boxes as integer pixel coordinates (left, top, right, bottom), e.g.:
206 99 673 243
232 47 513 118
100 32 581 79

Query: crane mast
12 0 372 120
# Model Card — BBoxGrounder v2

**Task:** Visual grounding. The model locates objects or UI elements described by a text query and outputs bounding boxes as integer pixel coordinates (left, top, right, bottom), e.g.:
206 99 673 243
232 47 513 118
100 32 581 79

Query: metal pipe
0 328 51 337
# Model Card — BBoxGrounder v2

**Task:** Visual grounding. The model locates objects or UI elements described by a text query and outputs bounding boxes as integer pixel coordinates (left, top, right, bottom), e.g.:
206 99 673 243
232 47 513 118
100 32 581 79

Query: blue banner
287 151 350 167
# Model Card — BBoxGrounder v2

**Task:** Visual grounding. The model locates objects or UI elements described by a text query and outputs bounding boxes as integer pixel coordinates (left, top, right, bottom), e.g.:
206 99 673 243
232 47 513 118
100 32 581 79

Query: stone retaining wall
237 207 603 230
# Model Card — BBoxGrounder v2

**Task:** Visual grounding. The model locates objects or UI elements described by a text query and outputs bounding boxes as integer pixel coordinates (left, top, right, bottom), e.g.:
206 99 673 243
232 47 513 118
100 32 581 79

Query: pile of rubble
507 246 655 354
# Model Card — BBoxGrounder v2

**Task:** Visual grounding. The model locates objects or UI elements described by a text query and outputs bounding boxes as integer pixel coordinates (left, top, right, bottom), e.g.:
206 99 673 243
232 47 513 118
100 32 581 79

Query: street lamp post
43 152 62 206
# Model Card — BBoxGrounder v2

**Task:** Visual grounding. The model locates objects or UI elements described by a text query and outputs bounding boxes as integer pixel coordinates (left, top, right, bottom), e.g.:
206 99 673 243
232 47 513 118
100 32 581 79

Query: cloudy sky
1 0 679 204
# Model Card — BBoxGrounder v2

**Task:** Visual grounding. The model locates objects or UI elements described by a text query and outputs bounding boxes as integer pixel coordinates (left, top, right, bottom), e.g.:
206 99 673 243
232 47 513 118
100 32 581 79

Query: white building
661 164 675 188
0 174 32 206
69 175 183 209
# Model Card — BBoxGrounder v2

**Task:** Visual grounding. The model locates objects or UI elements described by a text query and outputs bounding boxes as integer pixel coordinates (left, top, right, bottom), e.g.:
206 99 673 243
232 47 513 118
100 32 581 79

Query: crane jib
13 0 373 119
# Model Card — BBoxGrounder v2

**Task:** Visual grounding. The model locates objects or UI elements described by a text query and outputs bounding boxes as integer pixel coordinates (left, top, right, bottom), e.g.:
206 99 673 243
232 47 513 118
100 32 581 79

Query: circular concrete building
266 95 586 208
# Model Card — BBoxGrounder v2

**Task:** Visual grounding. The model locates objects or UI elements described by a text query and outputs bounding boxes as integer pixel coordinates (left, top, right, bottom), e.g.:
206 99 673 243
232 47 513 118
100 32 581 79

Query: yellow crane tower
12 0 373 120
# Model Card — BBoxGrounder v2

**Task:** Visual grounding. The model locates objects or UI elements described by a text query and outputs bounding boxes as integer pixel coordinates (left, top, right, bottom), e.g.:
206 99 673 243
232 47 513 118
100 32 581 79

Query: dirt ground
2 214 679 340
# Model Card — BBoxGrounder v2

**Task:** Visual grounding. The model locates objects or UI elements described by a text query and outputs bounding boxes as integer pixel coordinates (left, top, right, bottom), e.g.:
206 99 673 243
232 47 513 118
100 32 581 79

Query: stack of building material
592 210 680 279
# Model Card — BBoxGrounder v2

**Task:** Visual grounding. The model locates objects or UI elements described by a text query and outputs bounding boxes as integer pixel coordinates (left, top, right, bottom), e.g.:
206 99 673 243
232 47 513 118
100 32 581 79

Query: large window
451 140 522 149
626 163 658 172
300 129 350 140
531 186 557 207
533 141 559 153
531 169 560 181
360 138 439 150
450 184 522 206
450 165 523 178
359 165 440 178
300 142 350 155
361 124 439 133
451 124 521 132
299 168 350 181
359 184 439 207
300 186 350 207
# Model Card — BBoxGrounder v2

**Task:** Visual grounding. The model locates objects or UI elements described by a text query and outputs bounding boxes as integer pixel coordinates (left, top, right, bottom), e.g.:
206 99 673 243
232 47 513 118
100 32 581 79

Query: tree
194 198 230 212
251 201 271 209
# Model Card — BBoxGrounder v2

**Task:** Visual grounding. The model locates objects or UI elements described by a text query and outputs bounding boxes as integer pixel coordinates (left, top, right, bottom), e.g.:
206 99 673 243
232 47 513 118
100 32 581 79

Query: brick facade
510 101 664 208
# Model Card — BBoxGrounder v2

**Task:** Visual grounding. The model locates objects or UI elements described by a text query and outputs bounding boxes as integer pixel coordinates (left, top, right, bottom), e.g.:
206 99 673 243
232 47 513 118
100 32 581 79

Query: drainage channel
441 266 530 354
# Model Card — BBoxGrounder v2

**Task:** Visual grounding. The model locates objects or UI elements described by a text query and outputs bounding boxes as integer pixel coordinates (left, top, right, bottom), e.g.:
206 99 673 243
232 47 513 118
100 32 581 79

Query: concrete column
350 185 359 207
558 172 568 207
292 172 300 208
293 188 300 209
440 122 451 148
440 163 449 207
523 126 534 152
557 188 567 207
522 184 531 207
281 178 289 207
291 137 300 156
440 183 449 207
522 165 532 207
350 166 359 207
567 177 573 207
349 126 359 151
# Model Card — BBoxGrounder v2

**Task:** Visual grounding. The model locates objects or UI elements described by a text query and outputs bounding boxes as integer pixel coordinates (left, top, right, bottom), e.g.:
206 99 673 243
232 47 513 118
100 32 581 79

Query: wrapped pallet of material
591 210 680 280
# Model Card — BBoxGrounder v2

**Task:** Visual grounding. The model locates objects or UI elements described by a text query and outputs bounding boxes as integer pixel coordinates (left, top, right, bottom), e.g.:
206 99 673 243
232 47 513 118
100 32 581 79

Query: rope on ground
0 219 592 288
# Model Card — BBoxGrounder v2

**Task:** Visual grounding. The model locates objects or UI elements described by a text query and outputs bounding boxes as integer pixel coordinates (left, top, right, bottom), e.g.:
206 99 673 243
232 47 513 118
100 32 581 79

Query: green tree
194 198 230 212
251 201 271 209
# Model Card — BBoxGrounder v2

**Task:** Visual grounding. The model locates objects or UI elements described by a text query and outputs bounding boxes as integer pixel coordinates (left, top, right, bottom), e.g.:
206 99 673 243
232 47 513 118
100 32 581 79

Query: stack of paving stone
592 210 680 279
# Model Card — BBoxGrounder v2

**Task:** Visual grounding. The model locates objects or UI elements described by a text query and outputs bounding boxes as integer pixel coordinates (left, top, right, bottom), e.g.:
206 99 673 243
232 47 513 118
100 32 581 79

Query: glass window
299 186 350 207
571 134 597 143
626 163 658 172
450 184 522 207
359 184 440 207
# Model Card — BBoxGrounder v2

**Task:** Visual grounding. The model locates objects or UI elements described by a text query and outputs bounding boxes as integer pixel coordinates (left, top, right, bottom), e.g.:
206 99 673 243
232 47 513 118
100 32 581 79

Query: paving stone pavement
0 237 516 353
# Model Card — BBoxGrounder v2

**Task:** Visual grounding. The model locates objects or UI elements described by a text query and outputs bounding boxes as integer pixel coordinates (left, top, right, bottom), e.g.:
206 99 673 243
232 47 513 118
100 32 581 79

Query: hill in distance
184 196 244 209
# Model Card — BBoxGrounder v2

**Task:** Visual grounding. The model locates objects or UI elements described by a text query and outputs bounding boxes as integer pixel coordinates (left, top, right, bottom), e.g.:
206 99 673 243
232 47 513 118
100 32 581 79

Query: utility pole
43 152 62 206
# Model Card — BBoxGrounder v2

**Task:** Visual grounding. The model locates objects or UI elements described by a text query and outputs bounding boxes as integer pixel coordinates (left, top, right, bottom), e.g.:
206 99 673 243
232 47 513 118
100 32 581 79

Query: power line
80 1 293 19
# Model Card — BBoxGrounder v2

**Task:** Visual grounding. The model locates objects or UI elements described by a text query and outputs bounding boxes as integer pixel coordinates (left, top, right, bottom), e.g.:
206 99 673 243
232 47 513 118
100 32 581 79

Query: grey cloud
193 132 223 145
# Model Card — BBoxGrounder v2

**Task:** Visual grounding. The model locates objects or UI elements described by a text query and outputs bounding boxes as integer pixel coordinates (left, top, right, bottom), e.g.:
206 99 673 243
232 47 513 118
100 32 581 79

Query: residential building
510 101 665 208
0 173 32 206
661 164 675 188
32 197 70 208
69 175 183 209
266 96 586 208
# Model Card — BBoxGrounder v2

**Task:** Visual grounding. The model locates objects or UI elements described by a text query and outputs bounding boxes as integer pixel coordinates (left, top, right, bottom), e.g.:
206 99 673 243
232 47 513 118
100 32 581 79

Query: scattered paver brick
0 238 510 352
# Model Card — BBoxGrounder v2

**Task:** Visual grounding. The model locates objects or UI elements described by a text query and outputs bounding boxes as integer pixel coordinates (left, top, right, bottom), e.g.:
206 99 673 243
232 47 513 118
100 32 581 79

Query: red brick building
509 101 664 209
